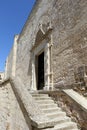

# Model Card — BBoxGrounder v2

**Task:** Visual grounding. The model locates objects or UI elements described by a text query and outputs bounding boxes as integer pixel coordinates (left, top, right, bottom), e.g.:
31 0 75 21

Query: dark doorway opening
37 52 44 90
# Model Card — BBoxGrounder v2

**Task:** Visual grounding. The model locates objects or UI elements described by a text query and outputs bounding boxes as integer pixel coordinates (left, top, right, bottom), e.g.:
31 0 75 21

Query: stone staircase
31 92 80 130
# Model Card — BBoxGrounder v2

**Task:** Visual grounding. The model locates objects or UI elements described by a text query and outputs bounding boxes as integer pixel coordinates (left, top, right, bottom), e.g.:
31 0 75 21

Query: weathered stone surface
0 72 4 82
5 0 87 89
45 90 87 129
2 0 87 129
0 81 30 130
5 35 18 78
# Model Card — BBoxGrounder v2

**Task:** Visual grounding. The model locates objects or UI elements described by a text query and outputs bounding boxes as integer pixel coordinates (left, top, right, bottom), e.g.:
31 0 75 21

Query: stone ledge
63 89 87 113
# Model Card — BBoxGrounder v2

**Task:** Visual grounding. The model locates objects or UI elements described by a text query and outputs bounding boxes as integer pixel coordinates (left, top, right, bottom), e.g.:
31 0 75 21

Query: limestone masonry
0 0 87 129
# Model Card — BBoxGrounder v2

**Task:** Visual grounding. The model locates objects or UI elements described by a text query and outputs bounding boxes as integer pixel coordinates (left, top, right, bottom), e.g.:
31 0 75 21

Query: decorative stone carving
31 23 52 51
31 15 52 50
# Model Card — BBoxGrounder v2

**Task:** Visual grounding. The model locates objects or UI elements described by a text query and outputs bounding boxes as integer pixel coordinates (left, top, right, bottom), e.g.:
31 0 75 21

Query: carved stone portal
31 18 53 90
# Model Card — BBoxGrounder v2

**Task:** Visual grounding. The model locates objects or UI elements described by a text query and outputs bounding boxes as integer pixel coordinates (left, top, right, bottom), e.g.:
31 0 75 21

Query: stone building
5 0 87 90
1 0 87 129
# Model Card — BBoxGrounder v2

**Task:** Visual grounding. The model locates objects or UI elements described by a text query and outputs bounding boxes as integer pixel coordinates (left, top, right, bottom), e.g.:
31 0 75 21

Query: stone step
33 96 52 100
39 117 72 130
50 117 71 126
46 111 66 118
42 107 61 113
54 122 78 130
31 93 49 97
42 119 75 130
31 92 79 130
36 99 54 104
71 129 80 130
44 128 79 130
39 103 58 109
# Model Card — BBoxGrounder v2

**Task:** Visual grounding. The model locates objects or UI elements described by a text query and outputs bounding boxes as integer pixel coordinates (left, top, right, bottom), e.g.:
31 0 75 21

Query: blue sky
0 0 36 71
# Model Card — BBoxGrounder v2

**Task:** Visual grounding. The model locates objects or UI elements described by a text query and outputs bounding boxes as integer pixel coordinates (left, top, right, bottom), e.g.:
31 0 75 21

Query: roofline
17 0 41 42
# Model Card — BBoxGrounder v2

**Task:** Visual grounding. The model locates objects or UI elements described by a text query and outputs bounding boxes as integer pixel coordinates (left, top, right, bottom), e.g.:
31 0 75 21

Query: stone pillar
44 43 50 90
49 34 53 90
31 53 37 90
44 35 53 90
11 35 19 77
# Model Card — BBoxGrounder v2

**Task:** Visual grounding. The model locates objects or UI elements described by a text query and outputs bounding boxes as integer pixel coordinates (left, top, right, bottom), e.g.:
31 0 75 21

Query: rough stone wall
2 0 87 129
52 0 87 85
5 35 18 78
48 90 87 130
0 72 4 81
0 82 30 130
14 0 87 88
16 0 55 89
6 48 13 78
